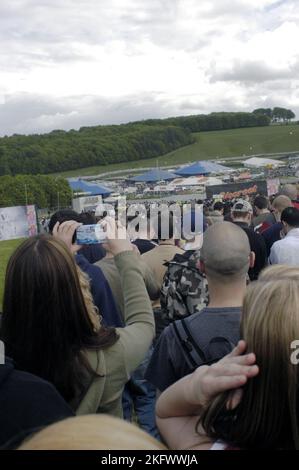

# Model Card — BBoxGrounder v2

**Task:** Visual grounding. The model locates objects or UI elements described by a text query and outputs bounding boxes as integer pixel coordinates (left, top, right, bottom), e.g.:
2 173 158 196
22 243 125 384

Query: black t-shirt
145 307 242 392
233 221 267 280
0 357 73 449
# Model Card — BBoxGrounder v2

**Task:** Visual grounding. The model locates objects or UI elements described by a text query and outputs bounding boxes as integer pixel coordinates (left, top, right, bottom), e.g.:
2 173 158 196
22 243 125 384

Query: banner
0 205 38 241
206 180 268 200
267 178 280 197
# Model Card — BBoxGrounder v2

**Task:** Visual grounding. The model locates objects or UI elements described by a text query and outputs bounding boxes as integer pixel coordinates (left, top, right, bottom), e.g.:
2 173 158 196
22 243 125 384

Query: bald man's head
272 195 292 215
200 222 251 282
281 184 298 201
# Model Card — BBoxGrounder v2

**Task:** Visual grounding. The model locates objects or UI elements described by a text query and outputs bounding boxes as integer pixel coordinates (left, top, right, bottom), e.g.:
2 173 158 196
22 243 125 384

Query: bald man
281 184 299 210
145 222 254 392
262 195 293 256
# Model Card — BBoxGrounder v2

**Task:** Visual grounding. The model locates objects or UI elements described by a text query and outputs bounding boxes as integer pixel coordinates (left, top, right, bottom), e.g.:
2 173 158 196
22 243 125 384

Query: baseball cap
232 199 253 214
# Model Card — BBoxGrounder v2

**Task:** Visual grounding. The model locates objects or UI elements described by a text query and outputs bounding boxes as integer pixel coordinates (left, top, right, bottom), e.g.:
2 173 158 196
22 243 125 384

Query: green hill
53 124 299 178
0 112 269 176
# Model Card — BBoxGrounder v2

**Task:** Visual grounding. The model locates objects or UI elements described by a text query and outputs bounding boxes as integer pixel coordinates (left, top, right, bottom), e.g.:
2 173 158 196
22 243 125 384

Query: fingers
211 375 248 394
98 217 115 239
195 351 259 402
58 220 82 235
99 216 128 240
52 221 82 252
226 340 247 358
221 352 257 368
210 362 259 378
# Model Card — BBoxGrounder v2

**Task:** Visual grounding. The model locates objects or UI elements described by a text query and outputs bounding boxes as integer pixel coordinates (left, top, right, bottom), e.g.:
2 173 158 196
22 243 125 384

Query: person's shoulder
4 363 71 409
262 222 281 236
141 245 159 258
271 237 283 251
252 214 262 226
160 322 176 340
84 348 107 375
153 322 183 354
183 307 208 322
6 363 53 391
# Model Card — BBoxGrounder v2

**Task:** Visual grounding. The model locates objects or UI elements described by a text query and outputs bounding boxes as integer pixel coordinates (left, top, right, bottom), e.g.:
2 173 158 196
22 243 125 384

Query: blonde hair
76 267 101 332
271 195 292 213
19 415 166 450
200 275 299 449
259 264 299 282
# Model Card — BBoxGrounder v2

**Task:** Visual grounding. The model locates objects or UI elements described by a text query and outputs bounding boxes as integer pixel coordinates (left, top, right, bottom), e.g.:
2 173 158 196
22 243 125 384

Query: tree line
253 107 296 122
0 112 271 176
135 111 270 133
0 125 194 176
0 175 72 209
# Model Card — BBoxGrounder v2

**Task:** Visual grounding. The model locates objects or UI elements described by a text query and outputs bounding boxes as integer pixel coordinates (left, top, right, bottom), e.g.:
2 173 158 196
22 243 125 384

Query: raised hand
186 340 259 408
99 217 134 256
52 220 82 254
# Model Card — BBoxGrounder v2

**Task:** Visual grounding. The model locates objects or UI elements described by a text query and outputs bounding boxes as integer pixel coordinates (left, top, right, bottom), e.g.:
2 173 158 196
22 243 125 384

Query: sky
0 0 299 136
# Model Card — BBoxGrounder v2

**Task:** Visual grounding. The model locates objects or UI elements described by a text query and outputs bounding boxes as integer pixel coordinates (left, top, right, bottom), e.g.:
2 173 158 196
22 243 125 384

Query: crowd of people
1 183 299 450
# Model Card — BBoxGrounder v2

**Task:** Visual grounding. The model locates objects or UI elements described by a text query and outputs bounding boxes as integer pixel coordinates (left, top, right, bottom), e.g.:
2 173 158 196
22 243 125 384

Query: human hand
99 217 134 256
186 341 259 408
52 220 82 254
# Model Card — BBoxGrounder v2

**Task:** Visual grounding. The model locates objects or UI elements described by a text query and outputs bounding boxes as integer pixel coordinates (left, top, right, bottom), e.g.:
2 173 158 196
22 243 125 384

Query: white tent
243 157 284 168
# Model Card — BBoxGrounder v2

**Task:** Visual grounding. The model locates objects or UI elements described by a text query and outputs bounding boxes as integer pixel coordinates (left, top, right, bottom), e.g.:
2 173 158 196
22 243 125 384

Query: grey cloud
0 0 181 72
0 92 177 136
1 88 298 138
0 0 298 135
0 0 294 77
210 59 299 84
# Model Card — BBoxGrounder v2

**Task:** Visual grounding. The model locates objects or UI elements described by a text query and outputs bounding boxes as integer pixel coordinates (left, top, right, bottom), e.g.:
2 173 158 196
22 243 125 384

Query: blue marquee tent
68 179 112 196
175 161 230 176
129 168 177 183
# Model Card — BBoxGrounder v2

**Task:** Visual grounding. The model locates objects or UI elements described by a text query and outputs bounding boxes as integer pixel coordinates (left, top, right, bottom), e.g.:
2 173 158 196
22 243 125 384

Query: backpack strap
172 318 206 369
172 321 237 370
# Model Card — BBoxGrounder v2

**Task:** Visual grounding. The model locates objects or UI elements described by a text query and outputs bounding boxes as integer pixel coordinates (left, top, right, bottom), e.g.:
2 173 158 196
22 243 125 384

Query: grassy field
51 124 299 178
0 238 24 308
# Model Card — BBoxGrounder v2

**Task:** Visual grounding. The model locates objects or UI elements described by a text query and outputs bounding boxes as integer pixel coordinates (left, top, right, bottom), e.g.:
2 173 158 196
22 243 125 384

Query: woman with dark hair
1 219 155 416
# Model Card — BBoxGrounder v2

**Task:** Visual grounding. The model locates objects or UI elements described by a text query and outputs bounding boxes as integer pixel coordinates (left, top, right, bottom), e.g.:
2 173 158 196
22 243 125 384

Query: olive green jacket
76 250 155 417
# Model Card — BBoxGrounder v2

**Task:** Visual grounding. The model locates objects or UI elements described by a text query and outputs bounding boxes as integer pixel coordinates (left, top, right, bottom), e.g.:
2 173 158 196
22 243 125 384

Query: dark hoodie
0 357 73 449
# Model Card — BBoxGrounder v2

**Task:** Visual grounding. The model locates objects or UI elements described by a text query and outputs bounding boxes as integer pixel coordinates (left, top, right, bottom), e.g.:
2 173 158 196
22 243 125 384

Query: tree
253 107 296 123
286 109 296 121
253 108 273 119
0 113 271 176
0 175 72 209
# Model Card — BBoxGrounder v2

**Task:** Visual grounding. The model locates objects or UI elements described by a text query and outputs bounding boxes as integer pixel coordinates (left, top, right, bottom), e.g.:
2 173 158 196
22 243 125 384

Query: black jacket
0 357 73 449
233 221 267 280
262 222 283 257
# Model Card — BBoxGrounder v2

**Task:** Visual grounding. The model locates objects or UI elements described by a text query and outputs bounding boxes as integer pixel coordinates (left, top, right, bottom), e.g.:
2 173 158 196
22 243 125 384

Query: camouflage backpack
160 250 209 322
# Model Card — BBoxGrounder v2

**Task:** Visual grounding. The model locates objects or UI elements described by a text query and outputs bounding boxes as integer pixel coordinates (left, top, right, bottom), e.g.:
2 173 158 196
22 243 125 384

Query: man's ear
249 251 255 269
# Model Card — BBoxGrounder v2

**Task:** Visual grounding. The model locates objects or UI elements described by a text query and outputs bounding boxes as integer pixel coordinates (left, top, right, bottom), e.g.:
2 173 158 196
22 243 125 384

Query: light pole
57 191 60 210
